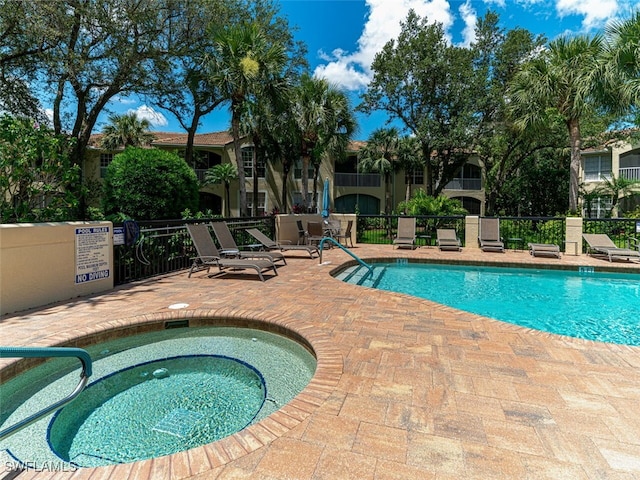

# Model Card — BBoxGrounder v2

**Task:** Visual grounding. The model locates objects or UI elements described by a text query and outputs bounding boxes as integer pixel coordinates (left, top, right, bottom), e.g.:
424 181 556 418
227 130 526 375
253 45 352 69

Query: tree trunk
301 151 311 212
231 106 247 217
567 117 581 214
281 162 291 214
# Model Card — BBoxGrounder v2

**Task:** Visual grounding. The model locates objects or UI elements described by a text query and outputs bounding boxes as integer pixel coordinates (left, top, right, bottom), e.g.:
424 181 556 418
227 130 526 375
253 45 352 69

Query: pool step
152 408 203 438
338 265 385 288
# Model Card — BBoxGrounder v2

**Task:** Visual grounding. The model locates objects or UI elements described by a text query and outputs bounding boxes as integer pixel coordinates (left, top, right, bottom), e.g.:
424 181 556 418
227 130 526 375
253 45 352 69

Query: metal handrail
0 346 92 440
318 236 373 273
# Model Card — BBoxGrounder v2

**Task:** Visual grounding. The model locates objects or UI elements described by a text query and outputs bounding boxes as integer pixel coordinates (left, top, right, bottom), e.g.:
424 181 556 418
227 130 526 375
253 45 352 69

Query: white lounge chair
393 217 416 249
583 234 640 262
245 228 319 258
186 224 277 281
478 218 504 252
528 243 561 259
436 229 461 251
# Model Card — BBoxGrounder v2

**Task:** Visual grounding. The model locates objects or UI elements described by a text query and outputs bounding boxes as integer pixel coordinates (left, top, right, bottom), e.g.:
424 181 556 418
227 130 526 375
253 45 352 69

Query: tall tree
597 11 640 117
291 74 357 212
145 0 237 167
358 128 401 214
359 10 478 196
509 34 604 213
208 21 287 216
100 113 155 151
0 1 65 118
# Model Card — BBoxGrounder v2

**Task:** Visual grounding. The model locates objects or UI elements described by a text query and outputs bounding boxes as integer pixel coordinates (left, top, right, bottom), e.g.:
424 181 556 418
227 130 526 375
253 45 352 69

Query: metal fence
583 218 640 248
113 215 640 285
356 215 466 246
113 217 275 285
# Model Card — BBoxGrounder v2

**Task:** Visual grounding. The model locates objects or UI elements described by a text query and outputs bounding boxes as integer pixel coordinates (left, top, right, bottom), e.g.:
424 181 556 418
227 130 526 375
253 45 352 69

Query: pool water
340 263 640 345
49 355 265 467
0 327 316 468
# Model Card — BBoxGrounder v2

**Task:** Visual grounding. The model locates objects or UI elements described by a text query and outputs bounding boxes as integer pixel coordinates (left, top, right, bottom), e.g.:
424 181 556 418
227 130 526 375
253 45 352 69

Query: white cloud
313 0 455 91
555 0 620 30
458 1 477 47
128 105 168 127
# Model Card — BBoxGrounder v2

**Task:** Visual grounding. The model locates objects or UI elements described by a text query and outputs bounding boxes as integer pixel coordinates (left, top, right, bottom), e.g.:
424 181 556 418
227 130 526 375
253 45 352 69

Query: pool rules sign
75 226 111 284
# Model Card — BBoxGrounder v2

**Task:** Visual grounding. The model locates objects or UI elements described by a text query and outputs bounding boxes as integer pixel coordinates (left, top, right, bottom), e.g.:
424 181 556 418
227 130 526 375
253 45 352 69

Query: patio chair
306 221 325 246
528 243 561 259
296 220 308 245
436 229 461 251
245 228 319 258
334 220 354 247
393 217 416 249
478 218 504 252
582 233 640 262
210 222 286 265
185 224 277 281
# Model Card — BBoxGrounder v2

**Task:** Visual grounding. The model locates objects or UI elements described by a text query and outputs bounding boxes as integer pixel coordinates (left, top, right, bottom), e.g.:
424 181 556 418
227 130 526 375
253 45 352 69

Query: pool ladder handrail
318 237 373 274
0 346 92 441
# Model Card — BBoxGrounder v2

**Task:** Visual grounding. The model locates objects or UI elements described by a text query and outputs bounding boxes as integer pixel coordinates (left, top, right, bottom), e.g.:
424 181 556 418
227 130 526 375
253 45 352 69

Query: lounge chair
334 220 354 247
393 217 416 249
185 224 277 281
528 243 561 259
478 218 504 252
210 221 286 265
436 229 461 251
582 233 640 262
245 228 319 258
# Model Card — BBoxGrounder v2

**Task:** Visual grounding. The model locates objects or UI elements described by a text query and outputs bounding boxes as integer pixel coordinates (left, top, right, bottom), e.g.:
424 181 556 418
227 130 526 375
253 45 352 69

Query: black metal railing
583 218 640 248
356 215 466 246
497 217 566 251
113 215 638 285
113 217 275 285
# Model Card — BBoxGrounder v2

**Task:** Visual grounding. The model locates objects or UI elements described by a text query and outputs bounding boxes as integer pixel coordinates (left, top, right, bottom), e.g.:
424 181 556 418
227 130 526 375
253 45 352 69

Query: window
247 192 266 216
242 147 266 178
292 192 313 210
294 158 314 179
584 196 613 218
100 153 113 178
409 168 424 185
583 155 612 182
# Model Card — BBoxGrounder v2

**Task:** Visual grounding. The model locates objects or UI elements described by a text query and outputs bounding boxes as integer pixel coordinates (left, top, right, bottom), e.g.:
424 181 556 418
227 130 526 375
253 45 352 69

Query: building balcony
334 173 381 188
620 167 640 181
444 178 482 191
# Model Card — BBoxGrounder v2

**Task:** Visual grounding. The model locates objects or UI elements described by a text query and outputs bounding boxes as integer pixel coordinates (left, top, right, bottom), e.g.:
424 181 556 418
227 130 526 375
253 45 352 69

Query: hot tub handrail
318 237 373 273
0 346 92 441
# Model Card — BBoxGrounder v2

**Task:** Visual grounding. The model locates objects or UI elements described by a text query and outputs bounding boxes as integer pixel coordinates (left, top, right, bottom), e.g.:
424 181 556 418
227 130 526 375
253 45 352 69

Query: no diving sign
75 226 111 284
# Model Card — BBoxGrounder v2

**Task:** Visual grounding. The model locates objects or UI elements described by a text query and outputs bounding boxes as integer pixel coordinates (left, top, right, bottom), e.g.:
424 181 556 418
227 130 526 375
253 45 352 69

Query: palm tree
203 163 238 217
509 35 603 214
397 135 423 203
291 74 357 212
100 113 155 150
599 172 640 218
597 12 640 113
358 128 400 214
209 22 287 217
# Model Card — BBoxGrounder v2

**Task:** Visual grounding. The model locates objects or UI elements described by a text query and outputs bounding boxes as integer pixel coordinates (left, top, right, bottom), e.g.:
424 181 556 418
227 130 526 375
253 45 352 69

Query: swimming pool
0 326 316 468
339 262 640 345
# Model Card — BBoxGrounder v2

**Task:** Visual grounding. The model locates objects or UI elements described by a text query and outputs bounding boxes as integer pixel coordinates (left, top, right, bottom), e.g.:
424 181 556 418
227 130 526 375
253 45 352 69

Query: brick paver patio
2 244 640 479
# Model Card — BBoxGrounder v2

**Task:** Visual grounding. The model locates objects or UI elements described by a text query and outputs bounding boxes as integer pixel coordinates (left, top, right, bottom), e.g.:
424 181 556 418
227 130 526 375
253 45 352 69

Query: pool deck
2 244 640 479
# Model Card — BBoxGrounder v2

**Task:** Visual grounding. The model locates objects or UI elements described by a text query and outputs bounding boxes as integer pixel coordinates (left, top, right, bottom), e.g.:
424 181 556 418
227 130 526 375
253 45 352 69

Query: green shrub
103 147 199 220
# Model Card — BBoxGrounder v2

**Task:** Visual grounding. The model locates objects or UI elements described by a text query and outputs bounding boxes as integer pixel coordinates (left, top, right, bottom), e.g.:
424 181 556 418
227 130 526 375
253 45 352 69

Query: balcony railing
334 173 381 188
620 167 640 181
444 178 482 190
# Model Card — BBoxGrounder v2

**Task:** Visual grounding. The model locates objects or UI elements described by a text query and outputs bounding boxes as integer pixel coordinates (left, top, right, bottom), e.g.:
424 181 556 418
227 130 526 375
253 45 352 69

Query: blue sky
106 0 638 141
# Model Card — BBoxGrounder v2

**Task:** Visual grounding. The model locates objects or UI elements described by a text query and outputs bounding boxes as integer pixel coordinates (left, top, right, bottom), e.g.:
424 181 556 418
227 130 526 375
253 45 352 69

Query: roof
88 131 235 149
